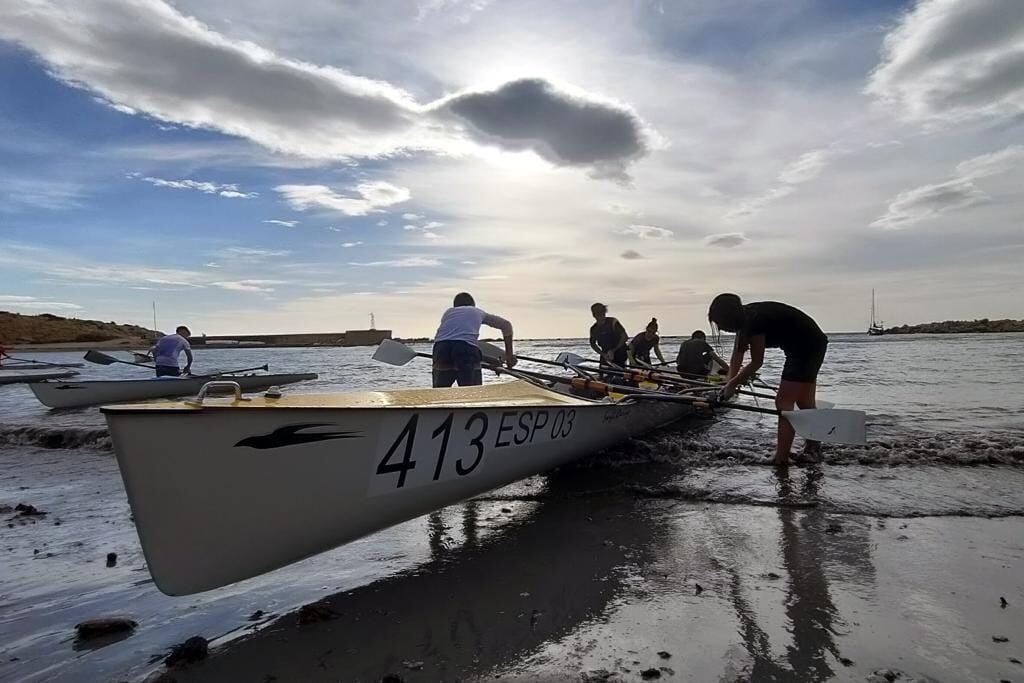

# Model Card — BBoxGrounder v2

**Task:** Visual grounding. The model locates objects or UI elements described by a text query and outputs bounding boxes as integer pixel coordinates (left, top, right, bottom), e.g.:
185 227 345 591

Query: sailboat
868 289 885 336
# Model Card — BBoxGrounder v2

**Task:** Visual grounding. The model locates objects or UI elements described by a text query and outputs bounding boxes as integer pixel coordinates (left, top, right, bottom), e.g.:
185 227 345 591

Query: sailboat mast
871 289 876 326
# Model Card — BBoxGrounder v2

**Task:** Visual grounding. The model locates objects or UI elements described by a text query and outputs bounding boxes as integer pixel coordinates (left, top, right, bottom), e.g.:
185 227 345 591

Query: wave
0 426 111 450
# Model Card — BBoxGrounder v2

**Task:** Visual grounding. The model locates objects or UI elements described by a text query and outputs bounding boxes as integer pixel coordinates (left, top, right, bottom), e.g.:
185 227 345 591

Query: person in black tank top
628 318 665 367
589 302 628 379
708 293 829 466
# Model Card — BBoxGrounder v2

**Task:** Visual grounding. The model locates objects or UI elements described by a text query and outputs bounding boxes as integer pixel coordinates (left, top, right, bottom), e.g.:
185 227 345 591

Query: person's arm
183 345 193 374
709 344 729 373
722 335 764 398
626 337 637 365
483 313 516 368
654 342 665 364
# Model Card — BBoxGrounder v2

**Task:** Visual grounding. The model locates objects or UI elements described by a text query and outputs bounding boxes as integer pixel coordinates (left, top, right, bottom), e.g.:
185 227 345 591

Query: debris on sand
839 657 854 666
14 503 46 517
1000 596 1008 608
761 572 781 580
581 670 615 682
694 583 704 595
380 675 405 683
106 552 117 567
165 636 208 667
993 636 1009 643
656 650 671 659
825 522 843 534
297 600 337 625
402 660 424 670
75 617 137 639
248 610 265 621
640 667 661 679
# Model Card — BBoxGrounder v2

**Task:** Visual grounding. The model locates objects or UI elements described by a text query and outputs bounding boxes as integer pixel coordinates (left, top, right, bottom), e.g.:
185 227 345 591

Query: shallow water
1 333 1023 681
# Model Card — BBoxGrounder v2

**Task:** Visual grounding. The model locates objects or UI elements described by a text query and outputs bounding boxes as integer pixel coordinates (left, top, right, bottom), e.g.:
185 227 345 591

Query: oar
0 354 83 368
84 349 155 369
372 339 433 366
492 367 865 446
476 341 596 377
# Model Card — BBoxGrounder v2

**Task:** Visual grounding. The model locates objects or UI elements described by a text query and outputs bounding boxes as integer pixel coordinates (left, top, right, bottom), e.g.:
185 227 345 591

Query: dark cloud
704 232 748 248
620 249 645 260
436 78 651 181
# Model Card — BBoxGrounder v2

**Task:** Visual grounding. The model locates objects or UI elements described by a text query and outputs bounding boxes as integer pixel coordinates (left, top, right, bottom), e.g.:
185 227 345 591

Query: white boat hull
30 373 317 409
102 381 701 595
0 370 79 385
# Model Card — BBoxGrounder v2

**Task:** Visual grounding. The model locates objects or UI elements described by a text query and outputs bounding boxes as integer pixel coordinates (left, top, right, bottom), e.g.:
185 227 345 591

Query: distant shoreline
881 319 1024 335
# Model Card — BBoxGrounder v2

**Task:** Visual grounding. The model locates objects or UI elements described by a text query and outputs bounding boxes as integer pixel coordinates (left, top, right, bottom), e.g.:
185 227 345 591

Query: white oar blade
476 341 505 364
782 409 866 445
372 339 420 366
555 352 589 367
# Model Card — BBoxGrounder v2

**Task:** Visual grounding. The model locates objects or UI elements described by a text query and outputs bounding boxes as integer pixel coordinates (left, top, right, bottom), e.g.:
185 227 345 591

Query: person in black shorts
589 303 628 379
627 318 666 367
708 294 828 466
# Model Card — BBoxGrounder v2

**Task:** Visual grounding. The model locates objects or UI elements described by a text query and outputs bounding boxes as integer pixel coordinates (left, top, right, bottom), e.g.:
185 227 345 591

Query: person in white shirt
151 326 194 377
432 292 516 387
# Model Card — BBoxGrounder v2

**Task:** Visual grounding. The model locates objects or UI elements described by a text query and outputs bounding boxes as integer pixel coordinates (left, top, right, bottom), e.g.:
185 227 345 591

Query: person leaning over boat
589 303 628 375
676 330 728 379
708 294 828 466
627 318 666 368
150 326 193 378
432 292 516 388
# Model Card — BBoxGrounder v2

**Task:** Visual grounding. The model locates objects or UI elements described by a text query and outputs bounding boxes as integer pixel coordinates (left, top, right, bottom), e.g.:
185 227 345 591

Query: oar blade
476 341 505 364
555 352 589 367
782 409 866 446
372 339 420 366
84 350 118 366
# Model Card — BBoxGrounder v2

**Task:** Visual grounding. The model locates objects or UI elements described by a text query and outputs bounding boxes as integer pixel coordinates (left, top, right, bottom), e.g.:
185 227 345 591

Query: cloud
436 78 652 181
0 294 82 311
704 232 749 248
620 249 645 260
0 0 652 178
349 256 442 267
726 146 847 220
264 219 299 228
342 241 363 248
872 144 1023 229
219 246 292 261
212 279 286 293
470 274 508 280
402 213 422 221
276 181 411 216
613 224 673 240
141 176 256 198
867 0 1024 124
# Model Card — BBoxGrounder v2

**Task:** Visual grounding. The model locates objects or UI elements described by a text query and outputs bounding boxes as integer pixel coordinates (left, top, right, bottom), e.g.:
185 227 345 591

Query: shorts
781 339 827 383
155 365 181 377
432 340 483 388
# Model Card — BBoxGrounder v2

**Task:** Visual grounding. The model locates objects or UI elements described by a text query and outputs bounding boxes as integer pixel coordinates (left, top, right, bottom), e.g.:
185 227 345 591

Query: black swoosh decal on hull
235 423 363 450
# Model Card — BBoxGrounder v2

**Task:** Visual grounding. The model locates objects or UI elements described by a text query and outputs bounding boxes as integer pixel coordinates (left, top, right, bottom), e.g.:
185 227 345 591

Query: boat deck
101 380 602 412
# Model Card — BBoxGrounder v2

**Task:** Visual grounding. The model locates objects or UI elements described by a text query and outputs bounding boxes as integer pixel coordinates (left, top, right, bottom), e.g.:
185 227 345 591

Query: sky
0 0 1022 337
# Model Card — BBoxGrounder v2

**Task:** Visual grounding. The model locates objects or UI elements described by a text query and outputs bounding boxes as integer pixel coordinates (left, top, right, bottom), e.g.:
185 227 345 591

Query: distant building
192 329 392 348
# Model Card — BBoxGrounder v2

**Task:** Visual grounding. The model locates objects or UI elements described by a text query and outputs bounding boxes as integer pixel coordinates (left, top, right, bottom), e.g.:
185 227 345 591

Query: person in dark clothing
676 330 728 378
628 318 665 367
708 294 828 466
589 303 628 377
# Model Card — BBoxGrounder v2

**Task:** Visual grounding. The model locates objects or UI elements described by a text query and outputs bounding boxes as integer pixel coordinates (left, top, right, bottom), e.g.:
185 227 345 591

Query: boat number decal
371 409 576 494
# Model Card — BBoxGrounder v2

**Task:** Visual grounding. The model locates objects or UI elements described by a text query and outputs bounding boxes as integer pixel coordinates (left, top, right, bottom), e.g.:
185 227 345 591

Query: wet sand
3 444 1022 682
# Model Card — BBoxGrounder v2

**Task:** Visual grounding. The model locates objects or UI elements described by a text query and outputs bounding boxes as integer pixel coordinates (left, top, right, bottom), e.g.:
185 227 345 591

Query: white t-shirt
434 306 513 343
153 334 191 367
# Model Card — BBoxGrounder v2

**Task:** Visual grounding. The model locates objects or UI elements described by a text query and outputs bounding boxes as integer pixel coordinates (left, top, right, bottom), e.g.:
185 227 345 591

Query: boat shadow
173 468 670 682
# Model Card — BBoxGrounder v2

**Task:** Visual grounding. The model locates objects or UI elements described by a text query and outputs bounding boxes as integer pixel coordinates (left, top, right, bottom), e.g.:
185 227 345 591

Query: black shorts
781 340 827 383
432 340 483 388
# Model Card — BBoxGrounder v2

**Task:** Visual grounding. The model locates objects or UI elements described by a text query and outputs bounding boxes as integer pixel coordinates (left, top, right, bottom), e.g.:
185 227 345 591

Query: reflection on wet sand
174 470 671 682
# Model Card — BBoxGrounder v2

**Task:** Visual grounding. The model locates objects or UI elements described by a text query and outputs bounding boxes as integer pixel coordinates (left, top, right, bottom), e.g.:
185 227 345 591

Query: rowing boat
102 379 703 595
0 362 84 370
29 372 318 409
0 370 79 385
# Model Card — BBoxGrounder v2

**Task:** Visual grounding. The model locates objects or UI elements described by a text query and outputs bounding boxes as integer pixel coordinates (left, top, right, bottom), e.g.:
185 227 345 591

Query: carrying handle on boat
188 381 250 405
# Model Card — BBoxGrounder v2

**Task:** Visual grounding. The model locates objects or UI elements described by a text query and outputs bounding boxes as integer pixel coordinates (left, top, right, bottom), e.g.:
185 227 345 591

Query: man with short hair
432 293 515 388
151 326 193 377
676 330 727 379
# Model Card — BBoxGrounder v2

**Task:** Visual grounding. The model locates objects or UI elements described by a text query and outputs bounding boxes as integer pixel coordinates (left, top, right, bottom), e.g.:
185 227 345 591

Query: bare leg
796 382 820 456
774 381 802 465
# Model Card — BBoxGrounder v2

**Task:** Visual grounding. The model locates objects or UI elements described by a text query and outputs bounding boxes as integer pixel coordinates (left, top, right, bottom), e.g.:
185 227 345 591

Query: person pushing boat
432 292 515 388
589 303 628 377
627 318 665 368
676 330 728 379
150 326 193 377
708 295 828 466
